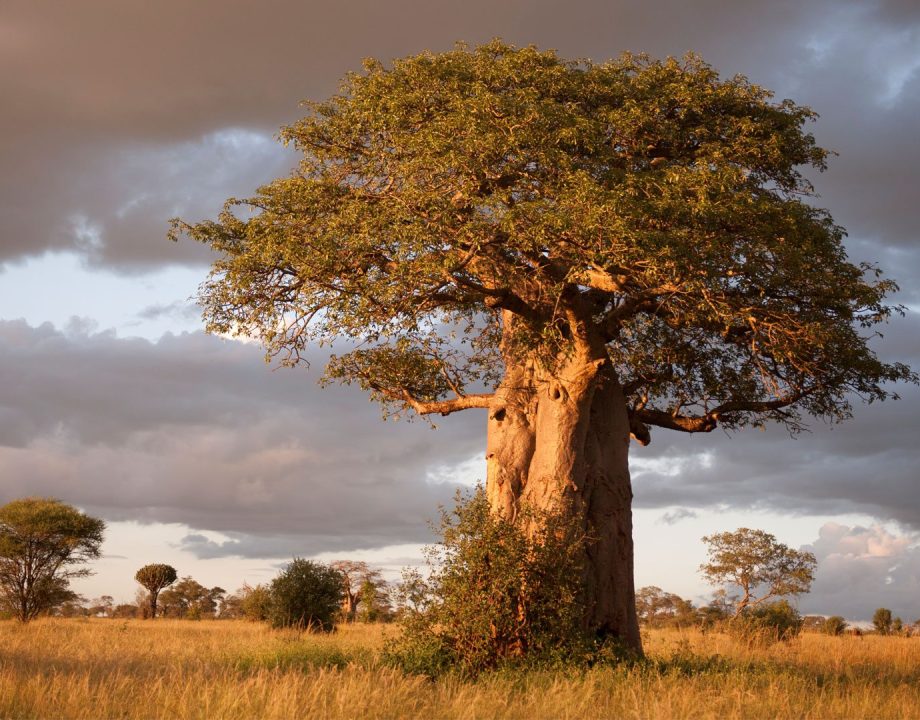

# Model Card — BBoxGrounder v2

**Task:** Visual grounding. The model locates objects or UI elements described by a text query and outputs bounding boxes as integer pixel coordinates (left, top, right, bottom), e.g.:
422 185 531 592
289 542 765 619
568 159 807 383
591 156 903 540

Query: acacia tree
700 528 816 616
635 586 696 628
0 497 105 622
134 564 177 619
173 42 913 653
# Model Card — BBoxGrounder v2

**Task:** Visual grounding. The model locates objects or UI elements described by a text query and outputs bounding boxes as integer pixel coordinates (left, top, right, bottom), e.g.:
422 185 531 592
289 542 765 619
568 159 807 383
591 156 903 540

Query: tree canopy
173 41 912 439
0 497 105 622
134 563 178 619
269 559 344 631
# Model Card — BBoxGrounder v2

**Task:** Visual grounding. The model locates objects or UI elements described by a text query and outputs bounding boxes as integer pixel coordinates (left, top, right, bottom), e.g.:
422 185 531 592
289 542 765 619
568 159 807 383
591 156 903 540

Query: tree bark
485 349 642 654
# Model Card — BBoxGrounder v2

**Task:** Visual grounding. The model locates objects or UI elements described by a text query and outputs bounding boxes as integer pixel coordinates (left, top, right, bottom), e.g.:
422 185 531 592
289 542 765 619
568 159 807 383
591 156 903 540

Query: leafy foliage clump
727 599 804 645
386 489 617 677
823 615 848 636
269 559 344 631
873 607 893 635
241 584 273 622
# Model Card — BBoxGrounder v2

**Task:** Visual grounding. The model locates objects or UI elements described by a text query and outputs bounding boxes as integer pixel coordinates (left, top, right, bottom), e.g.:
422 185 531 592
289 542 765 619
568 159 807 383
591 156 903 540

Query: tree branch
634 392 807 434
404 393 495 416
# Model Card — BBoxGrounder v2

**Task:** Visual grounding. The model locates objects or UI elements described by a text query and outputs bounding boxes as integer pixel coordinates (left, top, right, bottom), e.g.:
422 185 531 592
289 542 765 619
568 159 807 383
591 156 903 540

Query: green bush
823 615 848 636
729 600 803 644
241 584 273 622
268 559 344 631
385 488 610 677
873 607 892 635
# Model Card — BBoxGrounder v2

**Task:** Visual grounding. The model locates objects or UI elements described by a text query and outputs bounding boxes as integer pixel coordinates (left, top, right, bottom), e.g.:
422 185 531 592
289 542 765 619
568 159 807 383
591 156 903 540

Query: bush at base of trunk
385 488 626 677
268 559 344 631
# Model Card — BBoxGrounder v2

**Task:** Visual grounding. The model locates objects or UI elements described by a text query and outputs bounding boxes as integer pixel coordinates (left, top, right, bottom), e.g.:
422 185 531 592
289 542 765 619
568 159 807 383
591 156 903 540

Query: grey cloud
799 522 920 621
136 301 201 322
658 508 698 525
0 320 482 553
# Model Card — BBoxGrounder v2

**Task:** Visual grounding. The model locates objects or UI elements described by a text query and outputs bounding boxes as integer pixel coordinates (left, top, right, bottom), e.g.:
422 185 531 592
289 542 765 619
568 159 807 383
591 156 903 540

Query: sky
1 0 918 622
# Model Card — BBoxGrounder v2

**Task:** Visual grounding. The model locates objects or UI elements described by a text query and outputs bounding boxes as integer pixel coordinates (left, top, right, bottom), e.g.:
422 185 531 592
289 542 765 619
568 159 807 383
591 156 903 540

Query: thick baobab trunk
485 352 642 654
341 592 358 622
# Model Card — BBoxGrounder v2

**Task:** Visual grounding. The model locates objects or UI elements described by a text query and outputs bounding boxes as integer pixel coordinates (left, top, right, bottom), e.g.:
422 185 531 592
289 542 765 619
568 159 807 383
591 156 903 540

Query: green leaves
0 497 105 622
386 488 592 676
176 40 914 432
700 528 817 616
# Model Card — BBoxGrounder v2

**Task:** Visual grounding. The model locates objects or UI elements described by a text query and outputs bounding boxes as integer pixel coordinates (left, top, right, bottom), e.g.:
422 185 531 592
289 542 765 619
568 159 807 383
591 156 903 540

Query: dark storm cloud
0 320 483 554
1 0 918 287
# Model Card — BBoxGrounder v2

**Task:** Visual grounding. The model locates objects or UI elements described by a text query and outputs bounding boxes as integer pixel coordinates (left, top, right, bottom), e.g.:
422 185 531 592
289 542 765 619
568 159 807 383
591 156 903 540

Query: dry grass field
2 618 919 719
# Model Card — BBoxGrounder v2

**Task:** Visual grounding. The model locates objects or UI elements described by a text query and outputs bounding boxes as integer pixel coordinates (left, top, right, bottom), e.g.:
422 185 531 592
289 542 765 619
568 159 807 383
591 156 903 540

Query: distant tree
112 603 140 619
240 583 272 622
330 561 385 621
219 584 272 620
134 564 178 619
873 607 893 635
174 41 915 654
218 588 245 619
696 604 729 631
268 559 344 631
635 586 696 628
356 577 392 623
134 588 151 619
158 576 225 619
57 596 89 618
700 528 816 617
746 599 804 642
823 615 848 636
892 616 904 635
801 615 825 632
0 497 105 622
88 595 115 618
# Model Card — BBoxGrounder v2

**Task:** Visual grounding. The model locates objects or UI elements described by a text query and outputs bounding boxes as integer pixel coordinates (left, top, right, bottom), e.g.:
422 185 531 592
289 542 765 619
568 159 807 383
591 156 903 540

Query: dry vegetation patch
2 619 919 719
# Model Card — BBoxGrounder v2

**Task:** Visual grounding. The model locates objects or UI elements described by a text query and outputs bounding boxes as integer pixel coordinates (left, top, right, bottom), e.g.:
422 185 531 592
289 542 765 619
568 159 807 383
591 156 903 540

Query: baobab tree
330 561 384 621
172 42 914 654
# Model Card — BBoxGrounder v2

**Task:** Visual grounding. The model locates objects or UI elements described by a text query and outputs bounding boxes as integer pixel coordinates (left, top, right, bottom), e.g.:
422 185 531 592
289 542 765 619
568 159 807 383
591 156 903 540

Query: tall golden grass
2 618 918 719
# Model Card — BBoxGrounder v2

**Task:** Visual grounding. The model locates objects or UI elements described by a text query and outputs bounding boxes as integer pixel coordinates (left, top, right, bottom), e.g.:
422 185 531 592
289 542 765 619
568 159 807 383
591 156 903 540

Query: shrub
241 584 273 622
728 600 803 645
873 607 893 635
385 488 608 677
823 615 848 636
269 559 344 631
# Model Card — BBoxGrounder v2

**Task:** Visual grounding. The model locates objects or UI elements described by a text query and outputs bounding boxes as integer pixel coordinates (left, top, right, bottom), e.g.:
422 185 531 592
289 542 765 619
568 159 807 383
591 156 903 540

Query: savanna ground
2 619 919 719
